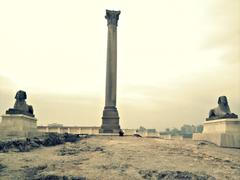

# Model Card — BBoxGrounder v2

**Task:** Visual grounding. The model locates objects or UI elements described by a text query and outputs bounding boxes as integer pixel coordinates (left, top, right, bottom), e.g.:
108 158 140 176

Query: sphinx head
15 90 27 101
218 96 231 113
218 96 228 105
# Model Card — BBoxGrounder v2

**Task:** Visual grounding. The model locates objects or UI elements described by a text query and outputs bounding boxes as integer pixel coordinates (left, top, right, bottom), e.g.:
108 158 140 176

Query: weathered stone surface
207 96 238 120
6 90 35 117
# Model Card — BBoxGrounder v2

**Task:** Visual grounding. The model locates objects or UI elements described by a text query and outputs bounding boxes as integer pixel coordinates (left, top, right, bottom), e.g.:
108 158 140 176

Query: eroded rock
24 164 48 179
0 164 7 173
0 133 86 153
33 175 86 180
139 170 216 180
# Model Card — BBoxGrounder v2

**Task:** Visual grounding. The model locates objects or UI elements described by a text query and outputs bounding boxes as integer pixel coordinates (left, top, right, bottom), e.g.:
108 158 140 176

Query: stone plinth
193 119 240 148
203 119 240 134
0 114 37 137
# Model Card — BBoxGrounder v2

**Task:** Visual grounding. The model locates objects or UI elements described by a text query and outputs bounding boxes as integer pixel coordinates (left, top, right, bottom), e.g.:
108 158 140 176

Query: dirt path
0 136 239 179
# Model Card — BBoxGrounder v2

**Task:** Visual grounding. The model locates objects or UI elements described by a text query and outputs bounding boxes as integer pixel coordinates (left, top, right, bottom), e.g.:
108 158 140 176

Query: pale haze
0 0 239 130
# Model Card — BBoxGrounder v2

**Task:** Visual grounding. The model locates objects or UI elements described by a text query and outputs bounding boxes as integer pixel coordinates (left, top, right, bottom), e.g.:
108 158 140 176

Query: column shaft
105 25 117 107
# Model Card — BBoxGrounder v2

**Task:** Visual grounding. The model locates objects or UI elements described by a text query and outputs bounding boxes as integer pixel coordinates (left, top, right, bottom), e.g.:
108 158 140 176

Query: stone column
100 10 121 133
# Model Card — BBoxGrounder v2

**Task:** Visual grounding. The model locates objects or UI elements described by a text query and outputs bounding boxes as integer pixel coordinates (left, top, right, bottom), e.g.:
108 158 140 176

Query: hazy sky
0 0 239 130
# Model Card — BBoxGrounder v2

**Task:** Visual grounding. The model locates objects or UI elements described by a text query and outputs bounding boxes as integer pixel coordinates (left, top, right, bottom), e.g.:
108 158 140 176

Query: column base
100 106 120 133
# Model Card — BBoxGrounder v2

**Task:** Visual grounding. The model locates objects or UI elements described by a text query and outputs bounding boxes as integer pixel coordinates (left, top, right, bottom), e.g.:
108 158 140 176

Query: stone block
0 114 38 137
193 119 240 148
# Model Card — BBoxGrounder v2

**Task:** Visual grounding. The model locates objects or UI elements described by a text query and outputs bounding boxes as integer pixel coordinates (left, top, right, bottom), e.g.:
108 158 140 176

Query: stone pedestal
193 119 240 148
0 114 37 137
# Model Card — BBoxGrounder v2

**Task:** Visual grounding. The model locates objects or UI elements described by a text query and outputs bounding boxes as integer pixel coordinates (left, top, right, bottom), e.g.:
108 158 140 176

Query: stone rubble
139 170 216 180
0 133 87 152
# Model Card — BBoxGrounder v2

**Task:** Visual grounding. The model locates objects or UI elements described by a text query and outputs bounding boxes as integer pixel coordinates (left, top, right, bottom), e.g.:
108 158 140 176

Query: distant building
136 126 159 137
48 123 63 127
147 129 156 133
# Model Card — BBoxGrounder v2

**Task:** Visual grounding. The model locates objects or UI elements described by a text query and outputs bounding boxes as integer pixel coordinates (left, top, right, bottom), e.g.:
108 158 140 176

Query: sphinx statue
206 96 238 121
6 90 35 117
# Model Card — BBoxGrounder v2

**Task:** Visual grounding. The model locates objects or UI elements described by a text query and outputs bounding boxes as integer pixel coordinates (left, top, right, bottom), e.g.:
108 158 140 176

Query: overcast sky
0 0 239 130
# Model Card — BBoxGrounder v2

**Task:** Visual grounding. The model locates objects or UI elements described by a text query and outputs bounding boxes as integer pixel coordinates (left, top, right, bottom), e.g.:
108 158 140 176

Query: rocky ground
0 136 240 180
0 133 85 153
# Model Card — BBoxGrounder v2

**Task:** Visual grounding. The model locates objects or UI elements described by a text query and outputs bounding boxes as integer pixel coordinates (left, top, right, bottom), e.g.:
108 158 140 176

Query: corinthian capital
105 9 121 26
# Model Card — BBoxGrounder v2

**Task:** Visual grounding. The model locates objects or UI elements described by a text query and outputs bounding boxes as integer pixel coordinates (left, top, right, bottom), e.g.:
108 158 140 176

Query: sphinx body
6 90 35 117
207 96 238 121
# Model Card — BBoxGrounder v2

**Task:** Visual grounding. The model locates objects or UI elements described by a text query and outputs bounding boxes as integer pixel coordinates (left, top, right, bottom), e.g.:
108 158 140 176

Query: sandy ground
0 136 240 179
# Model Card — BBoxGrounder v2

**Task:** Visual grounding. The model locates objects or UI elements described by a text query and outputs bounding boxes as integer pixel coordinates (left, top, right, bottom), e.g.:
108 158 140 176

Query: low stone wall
159 135 184 140
123 129 137 136
159 135 172 139
37 126 161 137
146 132 160 137
37 126 100 135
